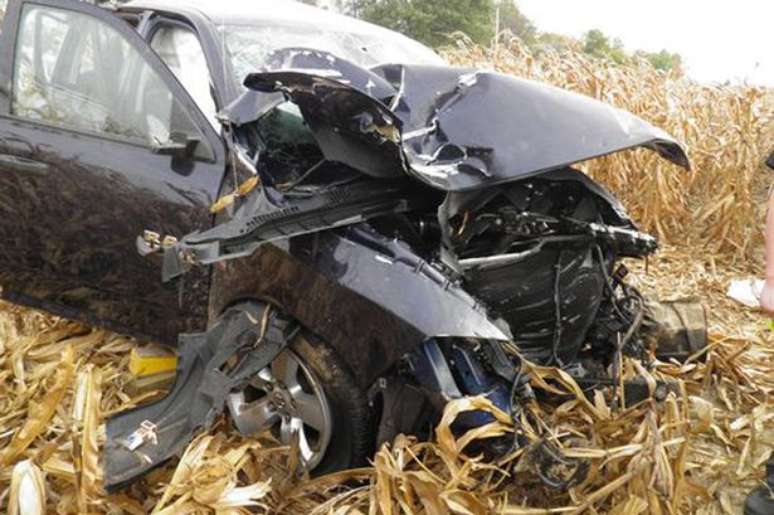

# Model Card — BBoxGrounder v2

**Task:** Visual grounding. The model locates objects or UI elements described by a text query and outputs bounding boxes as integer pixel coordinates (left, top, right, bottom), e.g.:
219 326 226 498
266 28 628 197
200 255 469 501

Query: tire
225 309 374 474
290 332 374 474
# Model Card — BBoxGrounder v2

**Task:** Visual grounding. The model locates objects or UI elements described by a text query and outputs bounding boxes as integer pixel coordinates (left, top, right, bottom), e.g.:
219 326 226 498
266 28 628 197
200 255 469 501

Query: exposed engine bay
107 48 705 491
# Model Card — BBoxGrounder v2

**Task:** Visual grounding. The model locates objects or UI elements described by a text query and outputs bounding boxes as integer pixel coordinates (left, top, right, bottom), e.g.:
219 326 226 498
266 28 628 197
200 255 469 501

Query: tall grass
442 38 774 262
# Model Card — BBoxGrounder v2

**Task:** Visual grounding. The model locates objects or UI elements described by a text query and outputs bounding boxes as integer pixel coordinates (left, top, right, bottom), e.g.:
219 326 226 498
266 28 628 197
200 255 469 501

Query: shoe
744 485 774 515
745 459 774 515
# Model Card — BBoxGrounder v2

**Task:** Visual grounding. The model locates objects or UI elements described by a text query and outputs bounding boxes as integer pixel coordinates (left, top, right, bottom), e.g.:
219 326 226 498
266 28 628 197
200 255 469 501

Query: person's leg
759 189 774 313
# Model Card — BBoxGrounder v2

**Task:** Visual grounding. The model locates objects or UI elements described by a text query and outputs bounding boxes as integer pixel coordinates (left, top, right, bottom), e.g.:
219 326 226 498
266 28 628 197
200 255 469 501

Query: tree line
303 0 682 73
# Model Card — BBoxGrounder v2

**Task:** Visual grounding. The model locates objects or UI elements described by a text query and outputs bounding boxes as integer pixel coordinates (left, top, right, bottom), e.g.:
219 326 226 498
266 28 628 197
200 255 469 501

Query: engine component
446 172 641 366
407 340 513 427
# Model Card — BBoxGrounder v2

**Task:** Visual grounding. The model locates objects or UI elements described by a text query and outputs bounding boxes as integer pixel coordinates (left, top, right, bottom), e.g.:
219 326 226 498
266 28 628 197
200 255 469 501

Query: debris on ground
0 247 771 513
727 278 764 309
0 38 772 514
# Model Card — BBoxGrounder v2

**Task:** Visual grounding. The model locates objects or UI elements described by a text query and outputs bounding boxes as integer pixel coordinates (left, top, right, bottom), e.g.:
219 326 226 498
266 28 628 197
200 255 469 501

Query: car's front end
104 3 707 491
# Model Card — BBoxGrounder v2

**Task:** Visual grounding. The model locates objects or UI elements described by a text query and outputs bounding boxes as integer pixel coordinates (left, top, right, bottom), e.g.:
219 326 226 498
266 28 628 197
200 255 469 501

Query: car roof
123 0 407 38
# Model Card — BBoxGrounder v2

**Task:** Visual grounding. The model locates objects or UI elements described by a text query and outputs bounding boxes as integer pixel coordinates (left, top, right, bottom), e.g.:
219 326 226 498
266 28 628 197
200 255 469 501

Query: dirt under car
0 0 707 491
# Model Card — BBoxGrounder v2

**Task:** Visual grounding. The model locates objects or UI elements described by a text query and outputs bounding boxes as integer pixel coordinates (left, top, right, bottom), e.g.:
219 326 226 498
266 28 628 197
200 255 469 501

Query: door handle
0 154 50 175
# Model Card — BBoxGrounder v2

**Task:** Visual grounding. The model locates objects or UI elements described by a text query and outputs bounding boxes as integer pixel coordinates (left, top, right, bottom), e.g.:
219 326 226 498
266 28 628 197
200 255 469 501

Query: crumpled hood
223 48 689 192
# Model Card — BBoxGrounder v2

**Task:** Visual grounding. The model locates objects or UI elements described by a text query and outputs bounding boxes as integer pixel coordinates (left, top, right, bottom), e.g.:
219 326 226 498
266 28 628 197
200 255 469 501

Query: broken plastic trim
104 303 294 491
159 178 428 281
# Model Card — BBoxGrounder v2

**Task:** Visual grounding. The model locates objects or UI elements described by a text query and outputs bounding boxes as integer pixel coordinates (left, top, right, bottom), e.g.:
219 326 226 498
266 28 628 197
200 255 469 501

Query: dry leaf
0 345 75 466
8 459 46 515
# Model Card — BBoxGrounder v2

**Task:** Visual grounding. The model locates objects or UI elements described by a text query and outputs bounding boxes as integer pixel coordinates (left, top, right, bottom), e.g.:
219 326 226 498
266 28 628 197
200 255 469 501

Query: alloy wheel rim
226 348 333 469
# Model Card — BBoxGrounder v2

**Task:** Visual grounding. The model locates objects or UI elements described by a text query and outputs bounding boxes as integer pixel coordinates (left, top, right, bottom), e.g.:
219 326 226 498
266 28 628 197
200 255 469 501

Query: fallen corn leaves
0 246 771 513
0 39 772 513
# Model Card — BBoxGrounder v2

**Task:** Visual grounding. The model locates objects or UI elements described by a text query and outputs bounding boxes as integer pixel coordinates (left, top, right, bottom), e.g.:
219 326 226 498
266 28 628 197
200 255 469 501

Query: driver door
0 0 226 342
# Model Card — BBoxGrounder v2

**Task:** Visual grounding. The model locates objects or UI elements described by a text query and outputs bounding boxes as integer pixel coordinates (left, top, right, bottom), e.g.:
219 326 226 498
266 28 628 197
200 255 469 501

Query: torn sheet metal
263 47 398 102
220 47 400 126
104 303 294 490
157 50 689 280
243 70 404 180
207 225 513 388
235 52 689 192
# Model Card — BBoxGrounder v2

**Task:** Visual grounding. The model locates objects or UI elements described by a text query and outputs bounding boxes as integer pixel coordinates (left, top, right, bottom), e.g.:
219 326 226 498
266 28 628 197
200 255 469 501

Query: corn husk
0 344 75 467
8 459 46 515
210 176 261 213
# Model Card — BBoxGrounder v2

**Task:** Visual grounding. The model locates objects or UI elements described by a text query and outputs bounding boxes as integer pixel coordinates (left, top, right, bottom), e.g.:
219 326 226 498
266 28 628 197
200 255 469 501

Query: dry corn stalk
0 254 770 513
0 345 75 467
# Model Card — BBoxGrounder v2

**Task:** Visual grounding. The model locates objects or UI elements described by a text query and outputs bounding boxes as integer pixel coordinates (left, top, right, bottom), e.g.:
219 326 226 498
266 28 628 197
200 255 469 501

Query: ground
0 244 771 514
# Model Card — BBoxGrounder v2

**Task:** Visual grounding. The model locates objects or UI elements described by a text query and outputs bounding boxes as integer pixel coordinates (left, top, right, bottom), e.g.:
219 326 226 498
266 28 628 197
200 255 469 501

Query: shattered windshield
221 23 443 86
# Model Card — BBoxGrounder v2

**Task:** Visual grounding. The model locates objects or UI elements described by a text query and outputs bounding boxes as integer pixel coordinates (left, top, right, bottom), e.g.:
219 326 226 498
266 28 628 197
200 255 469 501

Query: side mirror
152 131 199 160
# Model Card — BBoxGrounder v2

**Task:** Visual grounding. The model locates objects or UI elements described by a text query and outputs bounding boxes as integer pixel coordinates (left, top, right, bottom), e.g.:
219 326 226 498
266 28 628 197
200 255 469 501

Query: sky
516 0 772 86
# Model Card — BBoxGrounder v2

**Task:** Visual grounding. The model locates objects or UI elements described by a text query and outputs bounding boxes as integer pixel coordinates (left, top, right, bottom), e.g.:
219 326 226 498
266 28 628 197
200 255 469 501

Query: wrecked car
0 0 705 490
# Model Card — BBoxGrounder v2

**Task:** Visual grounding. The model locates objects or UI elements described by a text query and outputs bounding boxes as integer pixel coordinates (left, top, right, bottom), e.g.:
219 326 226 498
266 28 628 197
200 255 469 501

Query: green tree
582 29 626 64
350 0 495 47
638 49 683 72
496 1 536 45
583 29 608 57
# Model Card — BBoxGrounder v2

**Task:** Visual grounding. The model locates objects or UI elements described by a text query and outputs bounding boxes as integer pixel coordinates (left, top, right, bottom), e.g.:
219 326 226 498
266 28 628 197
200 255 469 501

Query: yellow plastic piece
129 346 178 377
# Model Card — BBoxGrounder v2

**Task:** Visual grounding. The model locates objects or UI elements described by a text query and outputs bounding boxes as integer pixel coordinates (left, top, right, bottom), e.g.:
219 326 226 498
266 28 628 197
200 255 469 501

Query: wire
594 244 630 322
618 291 644 350
508 362 528 452
551 251 567 368
275 159 325 192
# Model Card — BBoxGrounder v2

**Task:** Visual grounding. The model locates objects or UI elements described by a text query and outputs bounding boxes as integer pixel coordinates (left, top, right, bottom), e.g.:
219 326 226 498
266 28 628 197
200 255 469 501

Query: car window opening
12 5 212 160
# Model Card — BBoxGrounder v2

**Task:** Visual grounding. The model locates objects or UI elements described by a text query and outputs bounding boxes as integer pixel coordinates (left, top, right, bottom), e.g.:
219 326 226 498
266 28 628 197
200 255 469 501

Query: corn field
443 38 774 262
0 40 772 514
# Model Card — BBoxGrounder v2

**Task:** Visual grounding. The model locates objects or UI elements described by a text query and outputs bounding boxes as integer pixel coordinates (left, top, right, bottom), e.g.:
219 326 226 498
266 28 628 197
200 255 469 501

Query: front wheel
226 329 373 473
